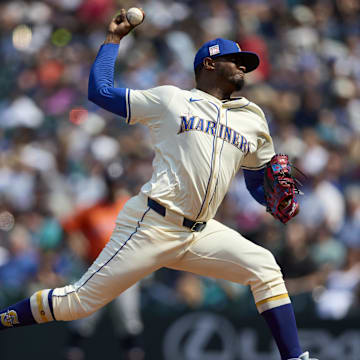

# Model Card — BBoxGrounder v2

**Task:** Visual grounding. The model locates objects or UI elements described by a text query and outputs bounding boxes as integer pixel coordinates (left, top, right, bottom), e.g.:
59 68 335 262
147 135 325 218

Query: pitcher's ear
203 57 216 70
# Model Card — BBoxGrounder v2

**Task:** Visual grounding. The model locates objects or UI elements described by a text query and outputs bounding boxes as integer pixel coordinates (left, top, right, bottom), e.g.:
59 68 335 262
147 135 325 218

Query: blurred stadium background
0 0 360 359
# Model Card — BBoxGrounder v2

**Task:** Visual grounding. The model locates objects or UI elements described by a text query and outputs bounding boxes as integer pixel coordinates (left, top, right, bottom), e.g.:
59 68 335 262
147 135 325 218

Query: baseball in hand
126 8 144 26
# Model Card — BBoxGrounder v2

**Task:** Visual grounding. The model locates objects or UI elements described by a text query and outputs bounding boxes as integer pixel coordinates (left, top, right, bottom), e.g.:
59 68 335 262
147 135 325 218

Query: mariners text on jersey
178 115 251 154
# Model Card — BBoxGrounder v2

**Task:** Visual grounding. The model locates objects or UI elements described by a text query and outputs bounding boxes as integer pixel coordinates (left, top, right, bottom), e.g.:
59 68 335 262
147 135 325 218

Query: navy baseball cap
194 38 260 73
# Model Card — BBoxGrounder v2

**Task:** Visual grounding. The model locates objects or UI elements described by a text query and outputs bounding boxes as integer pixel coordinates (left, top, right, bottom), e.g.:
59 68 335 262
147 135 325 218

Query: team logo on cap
209 44 220 56
236 43 241 52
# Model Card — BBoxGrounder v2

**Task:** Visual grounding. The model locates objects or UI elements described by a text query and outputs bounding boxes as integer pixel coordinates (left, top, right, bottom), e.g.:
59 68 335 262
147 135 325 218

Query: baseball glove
264 154 303 224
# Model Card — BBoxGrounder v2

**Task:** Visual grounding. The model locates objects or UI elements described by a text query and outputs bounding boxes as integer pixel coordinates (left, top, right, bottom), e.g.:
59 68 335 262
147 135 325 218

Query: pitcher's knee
51 285 99 321
249 248 288 305
255 247 282 277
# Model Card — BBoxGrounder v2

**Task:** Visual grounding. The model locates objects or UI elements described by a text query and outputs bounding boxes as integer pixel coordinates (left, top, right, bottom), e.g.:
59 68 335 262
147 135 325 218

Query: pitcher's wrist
104 32 122 44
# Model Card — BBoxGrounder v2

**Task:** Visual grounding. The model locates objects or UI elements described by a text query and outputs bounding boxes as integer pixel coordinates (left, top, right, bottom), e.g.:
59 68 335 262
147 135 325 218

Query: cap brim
211 51 260 73
235 51 260 73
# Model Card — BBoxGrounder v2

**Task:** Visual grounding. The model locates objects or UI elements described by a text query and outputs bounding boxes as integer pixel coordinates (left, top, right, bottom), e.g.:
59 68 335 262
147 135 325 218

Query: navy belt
147 197 206 232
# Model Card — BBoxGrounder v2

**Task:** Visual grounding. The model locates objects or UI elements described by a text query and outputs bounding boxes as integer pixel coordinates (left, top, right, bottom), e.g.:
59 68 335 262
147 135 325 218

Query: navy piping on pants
53 207 151 298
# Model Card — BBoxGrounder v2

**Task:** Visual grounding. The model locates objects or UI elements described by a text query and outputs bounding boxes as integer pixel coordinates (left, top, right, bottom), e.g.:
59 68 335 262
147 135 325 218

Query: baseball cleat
288 351 319 360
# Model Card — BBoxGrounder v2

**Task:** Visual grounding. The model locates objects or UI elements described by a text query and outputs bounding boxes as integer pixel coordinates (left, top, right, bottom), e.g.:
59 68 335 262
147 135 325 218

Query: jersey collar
190 88 221 104
190 88 250 108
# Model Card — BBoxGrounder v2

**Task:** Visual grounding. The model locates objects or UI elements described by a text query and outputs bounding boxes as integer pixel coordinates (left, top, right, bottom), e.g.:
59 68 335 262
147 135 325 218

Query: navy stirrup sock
0 298 36 330
0 289 55 330
261 303 302 359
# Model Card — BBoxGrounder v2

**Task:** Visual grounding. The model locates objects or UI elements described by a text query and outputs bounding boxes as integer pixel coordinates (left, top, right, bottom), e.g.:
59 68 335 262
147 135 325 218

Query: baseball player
0 9 318 360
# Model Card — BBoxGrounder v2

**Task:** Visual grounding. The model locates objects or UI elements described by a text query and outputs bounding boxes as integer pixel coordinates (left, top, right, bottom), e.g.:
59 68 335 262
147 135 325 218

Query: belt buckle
190 221 206 232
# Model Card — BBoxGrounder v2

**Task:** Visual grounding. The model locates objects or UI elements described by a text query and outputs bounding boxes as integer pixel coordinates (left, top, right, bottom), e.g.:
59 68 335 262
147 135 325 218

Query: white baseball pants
34 193 289 323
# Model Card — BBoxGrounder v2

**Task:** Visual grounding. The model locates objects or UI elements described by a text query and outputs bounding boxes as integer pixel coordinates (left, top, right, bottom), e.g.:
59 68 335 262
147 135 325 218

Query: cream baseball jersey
124 85 275 221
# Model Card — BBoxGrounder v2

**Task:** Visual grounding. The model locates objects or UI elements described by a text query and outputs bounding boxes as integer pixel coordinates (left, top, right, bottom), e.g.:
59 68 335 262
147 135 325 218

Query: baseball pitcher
0 8 317 360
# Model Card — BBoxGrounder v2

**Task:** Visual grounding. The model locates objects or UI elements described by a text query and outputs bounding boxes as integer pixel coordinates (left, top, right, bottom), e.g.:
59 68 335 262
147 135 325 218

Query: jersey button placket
208 107 223 212
197 102 221 220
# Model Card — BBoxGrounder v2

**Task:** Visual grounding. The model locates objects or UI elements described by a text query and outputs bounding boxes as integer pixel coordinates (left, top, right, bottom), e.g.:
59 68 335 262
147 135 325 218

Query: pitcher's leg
0 196 151 329
170 219 288 304
0 212 156 330
51 201 164 322
0 194 190 331
169 219 302 360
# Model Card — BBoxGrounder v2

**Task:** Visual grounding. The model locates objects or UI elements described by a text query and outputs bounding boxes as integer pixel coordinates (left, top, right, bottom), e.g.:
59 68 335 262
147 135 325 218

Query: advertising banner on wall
143 310 360 360
1 308 359 360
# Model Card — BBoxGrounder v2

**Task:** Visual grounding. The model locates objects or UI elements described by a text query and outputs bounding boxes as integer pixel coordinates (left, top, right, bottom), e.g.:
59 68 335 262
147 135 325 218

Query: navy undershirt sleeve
88 43 127 117
243 168 267 206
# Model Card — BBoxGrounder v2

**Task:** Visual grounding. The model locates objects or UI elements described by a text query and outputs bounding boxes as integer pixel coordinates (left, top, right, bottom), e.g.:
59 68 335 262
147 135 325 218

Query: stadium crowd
0 0 360 324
